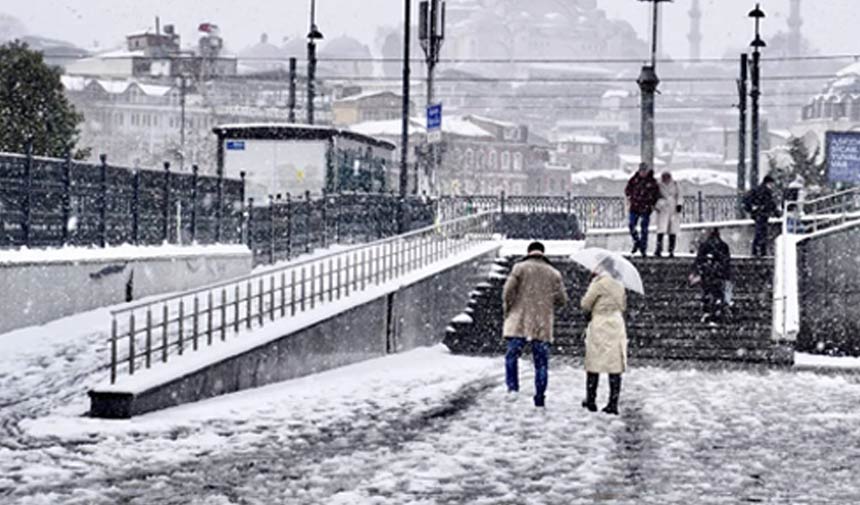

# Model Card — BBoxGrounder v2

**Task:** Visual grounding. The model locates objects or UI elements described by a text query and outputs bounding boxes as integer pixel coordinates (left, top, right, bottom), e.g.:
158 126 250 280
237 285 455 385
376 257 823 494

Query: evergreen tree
0 41 83 157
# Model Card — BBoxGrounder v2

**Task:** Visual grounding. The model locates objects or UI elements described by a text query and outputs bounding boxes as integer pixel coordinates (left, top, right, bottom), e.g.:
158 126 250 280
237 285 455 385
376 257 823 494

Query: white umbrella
570 247 645 295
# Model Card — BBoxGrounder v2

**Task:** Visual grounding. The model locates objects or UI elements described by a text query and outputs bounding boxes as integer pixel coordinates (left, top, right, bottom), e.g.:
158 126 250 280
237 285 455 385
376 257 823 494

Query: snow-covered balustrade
105 213 498 384
799 187 860 233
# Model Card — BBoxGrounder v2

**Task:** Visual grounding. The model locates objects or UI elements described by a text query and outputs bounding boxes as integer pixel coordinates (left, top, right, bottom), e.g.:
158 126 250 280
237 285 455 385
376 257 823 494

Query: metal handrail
106 212 499 383
112 211 495 315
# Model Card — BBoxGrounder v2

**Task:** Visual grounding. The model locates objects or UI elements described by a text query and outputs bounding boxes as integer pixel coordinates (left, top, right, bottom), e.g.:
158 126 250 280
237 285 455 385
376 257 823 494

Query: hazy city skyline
2 0 858 60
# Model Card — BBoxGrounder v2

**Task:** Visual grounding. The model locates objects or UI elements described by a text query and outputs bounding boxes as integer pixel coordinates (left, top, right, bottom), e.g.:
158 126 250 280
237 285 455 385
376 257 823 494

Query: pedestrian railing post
192 296 199 351
162 162 171 243
62 150 72 246
110 317 118 384
177 299 184 355
161 305 169 363
190 165 199 243
145 309 152 369
280 272 286 317
247 197 255 258
128 313 135 375
269 276 275 321
246 281 253 329
258 278 264 326
233 285 240 332
221 288 227 341
697 191 704 223
207 291 214 346
131 168 140 245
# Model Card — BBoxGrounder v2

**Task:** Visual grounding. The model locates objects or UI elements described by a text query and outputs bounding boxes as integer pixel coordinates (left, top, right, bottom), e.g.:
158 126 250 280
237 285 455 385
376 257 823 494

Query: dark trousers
702 280 725 321
505 337 550 406
628 211 650 253
752 216 769 257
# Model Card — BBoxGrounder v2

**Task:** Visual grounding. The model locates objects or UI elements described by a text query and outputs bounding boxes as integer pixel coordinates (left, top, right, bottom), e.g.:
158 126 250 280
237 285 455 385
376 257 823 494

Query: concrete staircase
444 255 794 365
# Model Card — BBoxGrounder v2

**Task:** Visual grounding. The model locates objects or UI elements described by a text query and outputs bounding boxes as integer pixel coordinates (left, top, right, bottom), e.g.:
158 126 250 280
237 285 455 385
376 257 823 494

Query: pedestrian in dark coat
502 241 569 408
625 163 660 257
744 175 780 257
694 228 732 324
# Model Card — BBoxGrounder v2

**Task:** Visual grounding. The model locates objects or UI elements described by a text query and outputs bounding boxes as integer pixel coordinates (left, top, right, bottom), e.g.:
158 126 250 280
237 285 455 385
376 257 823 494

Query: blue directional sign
226 140 246 151
426 103 442 131
826 131 860 184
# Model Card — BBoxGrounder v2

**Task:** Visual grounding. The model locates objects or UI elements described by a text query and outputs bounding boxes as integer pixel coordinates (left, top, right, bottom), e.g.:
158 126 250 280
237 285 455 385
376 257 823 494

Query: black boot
653 234 664 257
603 374 622 415
581 372 598 412
668 234 677 258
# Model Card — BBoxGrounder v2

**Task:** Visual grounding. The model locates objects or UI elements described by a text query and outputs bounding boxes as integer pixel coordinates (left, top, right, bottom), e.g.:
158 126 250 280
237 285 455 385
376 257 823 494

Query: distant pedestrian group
625 163 683 257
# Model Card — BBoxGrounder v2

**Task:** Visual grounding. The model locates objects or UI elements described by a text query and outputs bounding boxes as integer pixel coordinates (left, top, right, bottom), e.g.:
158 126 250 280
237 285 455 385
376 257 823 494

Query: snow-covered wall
0 246 252 336
586 220 782 257
796 221 860 355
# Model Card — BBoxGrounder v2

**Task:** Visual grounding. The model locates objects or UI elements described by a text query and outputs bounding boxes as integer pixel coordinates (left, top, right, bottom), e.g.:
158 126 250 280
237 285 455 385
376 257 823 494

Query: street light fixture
307 0 324 125
748 3 766 186
419 0 446 194
636 0 672 173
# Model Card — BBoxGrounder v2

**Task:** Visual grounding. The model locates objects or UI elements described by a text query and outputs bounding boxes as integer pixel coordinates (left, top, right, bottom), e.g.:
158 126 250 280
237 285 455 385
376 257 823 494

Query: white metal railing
106 212 499 383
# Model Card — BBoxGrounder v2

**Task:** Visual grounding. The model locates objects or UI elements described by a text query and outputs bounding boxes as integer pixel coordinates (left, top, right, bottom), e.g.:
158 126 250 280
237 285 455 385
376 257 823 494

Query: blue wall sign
226 140 246 151
426 104 442 131
826 131 860 184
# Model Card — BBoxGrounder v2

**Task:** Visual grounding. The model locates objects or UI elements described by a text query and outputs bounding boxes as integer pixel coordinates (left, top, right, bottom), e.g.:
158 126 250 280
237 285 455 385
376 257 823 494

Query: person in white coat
654 172 683 257
580 257 628 415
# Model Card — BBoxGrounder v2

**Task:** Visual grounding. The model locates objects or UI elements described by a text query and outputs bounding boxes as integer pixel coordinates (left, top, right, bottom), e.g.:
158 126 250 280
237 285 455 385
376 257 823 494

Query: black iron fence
0 149 245 248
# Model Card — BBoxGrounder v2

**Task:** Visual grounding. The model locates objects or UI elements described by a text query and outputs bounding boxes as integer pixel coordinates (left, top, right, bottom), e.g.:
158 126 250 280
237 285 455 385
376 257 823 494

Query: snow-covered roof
444 117 494 139
96 49 146 59
464 114 517 129
618 154 667 166
602 89 631 99
336 90 400 103
558 134 610 145
836 61 860 78
137 83 173 97
60 75 88 92
348 118 425 137
96 80 133 94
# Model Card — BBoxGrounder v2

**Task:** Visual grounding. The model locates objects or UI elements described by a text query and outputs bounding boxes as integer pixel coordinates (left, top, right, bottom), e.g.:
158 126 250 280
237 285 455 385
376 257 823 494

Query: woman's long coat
655 179 682 235
581 274 628 374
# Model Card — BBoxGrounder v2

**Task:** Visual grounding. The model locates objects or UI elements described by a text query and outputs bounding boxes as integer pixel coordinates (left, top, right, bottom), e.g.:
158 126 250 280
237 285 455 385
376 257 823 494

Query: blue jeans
505 337 550 406
628 211 650 252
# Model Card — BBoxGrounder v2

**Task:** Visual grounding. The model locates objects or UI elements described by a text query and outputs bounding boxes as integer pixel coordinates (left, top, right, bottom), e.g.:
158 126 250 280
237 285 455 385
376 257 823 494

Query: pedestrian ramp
89 214 501 418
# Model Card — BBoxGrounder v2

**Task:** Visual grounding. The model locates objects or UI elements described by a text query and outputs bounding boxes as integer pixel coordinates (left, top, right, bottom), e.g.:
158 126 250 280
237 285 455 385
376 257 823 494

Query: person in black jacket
744 175 780 257
694 228 732 324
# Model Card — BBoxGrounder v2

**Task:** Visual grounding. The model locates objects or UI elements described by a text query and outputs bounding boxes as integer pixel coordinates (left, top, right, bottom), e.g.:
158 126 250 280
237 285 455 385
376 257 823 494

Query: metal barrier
106 212 498 383
801 187 860 233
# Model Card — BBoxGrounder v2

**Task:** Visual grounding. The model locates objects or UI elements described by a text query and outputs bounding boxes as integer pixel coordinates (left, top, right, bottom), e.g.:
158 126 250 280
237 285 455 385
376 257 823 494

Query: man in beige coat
502 241 568 407
580 257 628 415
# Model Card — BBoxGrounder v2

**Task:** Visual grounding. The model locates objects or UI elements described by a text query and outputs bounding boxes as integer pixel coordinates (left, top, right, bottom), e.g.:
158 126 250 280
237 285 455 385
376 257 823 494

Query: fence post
305 190 311 253
697 191 704 223
286 192 293 259
162 162 171 243
269 195 275 265
190 165 199 243
247 197 255 254
500 190 506 217
130 168 140 245
61 149 72 246
99 154 108 247
216 161 224 243
335 193 341 243
22 140 33 248
321 190 328 249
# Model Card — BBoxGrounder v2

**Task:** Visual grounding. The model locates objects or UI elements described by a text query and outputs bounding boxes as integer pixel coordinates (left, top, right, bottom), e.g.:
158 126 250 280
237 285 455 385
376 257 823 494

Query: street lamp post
419 0 445 194
398 0 412 232
748 3 766 187
636 0 672 173
307 0 324 125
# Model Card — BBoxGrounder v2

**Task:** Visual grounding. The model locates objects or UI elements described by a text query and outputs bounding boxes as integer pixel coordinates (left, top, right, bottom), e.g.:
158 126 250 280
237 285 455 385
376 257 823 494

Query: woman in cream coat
654 172 683 257
580 258 627 415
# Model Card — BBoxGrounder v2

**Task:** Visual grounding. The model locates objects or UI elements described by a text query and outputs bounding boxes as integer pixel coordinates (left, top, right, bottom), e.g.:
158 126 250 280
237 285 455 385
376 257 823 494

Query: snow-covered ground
4 334 860 503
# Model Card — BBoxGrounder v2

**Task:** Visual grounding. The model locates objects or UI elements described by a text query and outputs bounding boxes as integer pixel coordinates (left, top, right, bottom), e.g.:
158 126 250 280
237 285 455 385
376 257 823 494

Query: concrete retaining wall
585 220 782 257
89 247 499 418
796 222 860 356
0 249 252 335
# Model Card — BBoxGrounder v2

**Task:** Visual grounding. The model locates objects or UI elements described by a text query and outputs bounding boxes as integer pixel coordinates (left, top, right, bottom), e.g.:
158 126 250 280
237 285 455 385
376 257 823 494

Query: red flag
198 23 219 34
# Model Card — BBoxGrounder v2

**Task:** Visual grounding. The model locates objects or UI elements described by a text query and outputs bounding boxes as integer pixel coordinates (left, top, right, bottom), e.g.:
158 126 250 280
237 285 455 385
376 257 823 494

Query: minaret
688 0 702 61
787 0 802 56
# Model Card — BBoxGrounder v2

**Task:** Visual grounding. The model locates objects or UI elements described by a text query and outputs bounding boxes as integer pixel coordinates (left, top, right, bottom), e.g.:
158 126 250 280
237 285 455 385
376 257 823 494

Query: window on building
465 149 474 168
488 150 497 169
477 150 486 170
501 151 510 170
513 152 523 171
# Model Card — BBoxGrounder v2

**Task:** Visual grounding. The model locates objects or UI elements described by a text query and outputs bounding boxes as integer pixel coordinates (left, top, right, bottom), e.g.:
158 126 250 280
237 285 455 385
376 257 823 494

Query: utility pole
398 0 412 232
737 53 748 217
749 3 766 187
636 0 672 173
419 0 445 194
306 0 324 125
288 57 297 123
